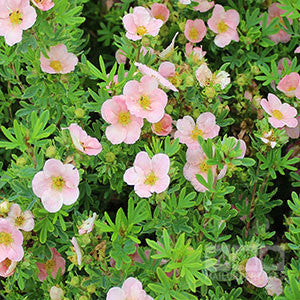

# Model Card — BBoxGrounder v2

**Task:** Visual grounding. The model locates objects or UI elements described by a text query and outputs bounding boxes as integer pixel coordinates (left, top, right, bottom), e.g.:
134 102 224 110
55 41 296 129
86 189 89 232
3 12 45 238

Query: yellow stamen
272 110 283 120
189 28 199 40
155 14 165 21
52 176 65 191
217 20 228 33
153 121 163 133
199 161 210 173
49 60 62 72
15 215 25 227
9 10 23 26
45 259 55 272
137 26 147 36
3 258 11 268
118 111 131 125
191 127 203 140
0 232 13 246
139 95 151 110
144 172 158 186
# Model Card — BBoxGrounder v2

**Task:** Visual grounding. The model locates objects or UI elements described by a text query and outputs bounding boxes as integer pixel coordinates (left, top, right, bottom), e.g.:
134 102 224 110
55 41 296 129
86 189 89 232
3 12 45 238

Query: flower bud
50 286 64 300
75 108 85 118
105 152 116 163
185 75 194 87
205 87 216 98
79 296 89 300
192 109 200 119
178 33 186 45
46 146 57 158
0 200 11 214
87 284 96 294
160 26 169 37
16 157 26 167
69 276 80 287
251 65 260 75
236 74 248 87
165 104 173 114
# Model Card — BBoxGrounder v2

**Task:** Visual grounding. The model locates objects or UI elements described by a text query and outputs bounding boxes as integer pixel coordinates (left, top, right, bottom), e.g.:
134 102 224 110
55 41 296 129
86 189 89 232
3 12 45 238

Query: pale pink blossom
159 32 179 59
260 93 298 128
267 3 291 44
40 44 78 74
106 72 129 93
0 219 23 263
174 113 220 149
123 76 168 123
183 147 216 192
295 46 300 53
245 257 268 288
0 200 10 214
32 159 80 213
0 0 37 46
184 19 207 43
0 258 17 277
151 3 169 23
63 123 102 155
115 49 127 64
179 0 191 4
107 277 153 300
195 64 212 87
158 62 175 79
78 212 97 235
32 0 54 11
266 277 283 296
185 43 206 62
36 248 65 281
140 46 154 56
277 58 291 75
101 95 144 144
207 4 240 48
193 0 214 12
122 6 163 41
134 62 178 92
213 71 230 89
260 131 277 148
124 152 170 198
152 114 172 136
71 237 82 266
7 204 34 232
277 73 300 98
285 116 300 139
50 286 64 300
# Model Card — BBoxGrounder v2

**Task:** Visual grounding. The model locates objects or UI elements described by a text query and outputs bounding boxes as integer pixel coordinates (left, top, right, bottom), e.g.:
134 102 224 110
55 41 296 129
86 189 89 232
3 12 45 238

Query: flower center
15 215 25 227
3 258 11 268
153 121 163 134
137 26 147 36
287 86 296 91
217 20 228 33
144 172 158 186
118 111 131 125
0 232 13 246
191 127 203 140
45 259 55 272
49 60 62 72
52 176 65 191
272 110 283 120
155 14 165 21
139 95 151 110
199 161 210 173
189 27 199 40
9 10 23 25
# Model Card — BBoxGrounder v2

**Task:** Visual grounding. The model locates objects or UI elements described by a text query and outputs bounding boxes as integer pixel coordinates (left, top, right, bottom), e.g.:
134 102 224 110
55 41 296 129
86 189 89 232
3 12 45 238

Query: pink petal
152 154 170 176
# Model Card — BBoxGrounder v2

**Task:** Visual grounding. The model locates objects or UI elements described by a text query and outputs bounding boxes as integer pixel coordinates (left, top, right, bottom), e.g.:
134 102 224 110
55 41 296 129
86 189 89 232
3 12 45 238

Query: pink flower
0 258 17 277
101 95 144 144
285 116 300 139
71 237 82 266
63 123 102 155
295 46 300 53
32 159 80 213
174 113 220 149
134 62 178 92
151 3 169 23
277 58 291 75
207 4 240 48
50 286 64 300
106 72 129 93
107 277 153 300
260 131 277 148
122 6 163 41
0 219 23 263
277 72 300 98
140 46 155 56
195 64 212 87
152 114 172 136
158 62 175 79
7 204 34 232
124 152 170 198
245 257 268 288
186 43 206 62
123 76 168 123
40 44 78 74
214 71 230 89
115 49 127 64
183 147 216 192
32 0 54 11
179 0 191 4
266 277 283 296
36 248 65 281
267 3 291 44
78 212 97 235
260 93 298 128
193 0 214 12
184 19 207 43
0 0 37 46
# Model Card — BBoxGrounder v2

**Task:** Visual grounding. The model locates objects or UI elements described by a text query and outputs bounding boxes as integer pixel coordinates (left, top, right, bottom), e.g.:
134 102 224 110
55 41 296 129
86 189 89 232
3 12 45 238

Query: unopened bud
16 157 26 167
105 152 116 163
75 108 85 119
46 146 57 158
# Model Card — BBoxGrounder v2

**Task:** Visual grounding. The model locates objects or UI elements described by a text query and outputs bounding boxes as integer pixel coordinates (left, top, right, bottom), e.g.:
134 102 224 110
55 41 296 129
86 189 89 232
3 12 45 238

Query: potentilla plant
0 0 299 299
